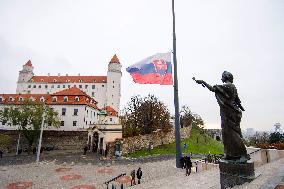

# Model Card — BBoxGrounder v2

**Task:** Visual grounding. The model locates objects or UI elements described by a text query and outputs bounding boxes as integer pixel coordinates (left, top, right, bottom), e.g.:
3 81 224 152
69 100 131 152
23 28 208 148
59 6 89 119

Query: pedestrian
40 147 45 161
185 156 192 176
112 183 116 189
83 145 88 155
136 167 143 184
183 143 187 153
180 156 185 169
0 150 3 158
131 169 136 186
120 183 124 189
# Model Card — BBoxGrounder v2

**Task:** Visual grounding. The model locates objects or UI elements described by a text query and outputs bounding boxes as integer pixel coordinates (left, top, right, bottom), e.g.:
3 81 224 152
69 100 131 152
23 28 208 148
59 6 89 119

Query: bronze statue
193 71 249 162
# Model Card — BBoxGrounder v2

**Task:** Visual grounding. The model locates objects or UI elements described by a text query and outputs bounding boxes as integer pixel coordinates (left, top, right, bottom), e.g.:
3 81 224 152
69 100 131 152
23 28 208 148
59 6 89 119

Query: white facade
16 55 122 111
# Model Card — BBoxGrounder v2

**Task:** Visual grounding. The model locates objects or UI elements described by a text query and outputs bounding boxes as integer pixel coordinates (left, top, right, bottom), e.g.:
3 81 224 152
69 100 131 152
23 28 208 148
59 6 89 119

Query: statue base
219 159 255 189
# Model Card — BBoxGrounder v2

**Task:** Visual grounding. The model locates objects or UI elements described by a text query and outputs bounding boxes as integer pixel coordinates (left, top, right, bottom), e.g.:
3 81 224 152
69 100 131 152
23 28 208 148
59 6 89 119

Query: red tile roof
109 54 120 64
0 88 98 109
103 106 118 116
24 60 33 67
30 76 107 83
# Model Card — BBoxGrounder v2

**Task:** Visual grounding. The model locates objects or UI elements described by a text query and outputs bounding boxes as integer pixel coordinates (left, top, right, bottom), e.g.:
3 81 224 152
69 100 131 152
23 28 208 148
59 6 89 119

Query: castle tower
16 60 34 93
106 54 122 112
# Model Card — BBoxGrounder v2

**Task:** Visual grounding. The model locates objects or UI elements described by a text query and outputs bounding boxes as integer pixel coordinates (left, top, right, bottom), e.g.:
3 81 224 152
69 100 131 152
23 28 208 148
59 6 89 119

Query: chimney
58 73 60 76
48 73 50 77
66 74 68 76
78 73 80 76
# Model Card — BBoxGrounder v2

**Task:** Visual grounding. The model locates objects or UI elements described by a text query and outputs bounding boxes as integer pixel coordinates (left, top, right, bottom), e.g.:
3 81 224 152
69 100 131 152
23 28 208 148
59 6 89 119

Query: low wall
0 130 88 152
247 147 284 167
121 127 191 155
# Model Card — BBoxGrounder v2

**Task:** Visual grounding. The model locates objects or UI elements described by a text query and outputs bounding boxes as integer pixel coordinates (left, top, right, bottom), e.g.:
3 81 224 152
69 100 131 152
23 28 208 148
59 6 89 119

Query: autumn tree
179 105 204 129
0 101 60 152
122 94 172 137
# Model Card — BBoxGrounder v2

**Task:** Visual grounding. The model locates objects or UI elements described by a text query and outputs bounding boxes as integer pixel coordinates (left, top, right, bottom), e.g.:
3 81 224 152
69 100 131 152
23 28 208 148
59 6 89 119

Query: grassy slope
126 127 224 158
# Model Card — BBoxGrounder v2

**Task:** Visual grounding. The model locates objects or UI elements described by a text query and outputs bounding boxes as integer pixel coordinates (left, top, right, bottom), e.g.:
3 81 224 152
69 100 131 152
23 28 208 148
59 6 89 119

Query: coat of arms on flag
126 52 173 85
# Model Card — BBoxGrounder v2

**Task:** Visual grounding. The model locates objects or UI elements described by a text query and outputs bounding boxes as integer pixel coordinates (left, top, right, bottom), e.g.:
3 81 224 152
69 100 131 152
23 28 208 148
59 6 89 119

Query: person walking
185 156 192 176
183 143 187 153
131 169 136 186
136 167 143 184
0 150 3 158
83 145 88 155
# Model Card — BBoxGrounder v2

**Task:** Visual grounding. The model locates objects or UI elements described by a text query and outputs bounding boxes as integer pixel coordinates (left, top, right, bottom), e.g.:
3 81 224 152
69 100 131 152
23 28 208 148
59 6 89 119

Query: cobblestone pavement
1 151 284 189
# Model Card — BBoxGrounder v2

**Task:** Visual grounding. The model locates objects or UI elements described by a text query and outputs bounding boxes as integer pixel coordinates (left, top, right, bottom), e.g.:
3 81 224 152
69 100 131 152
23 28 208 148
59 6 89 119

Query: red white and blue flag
126 52 173 85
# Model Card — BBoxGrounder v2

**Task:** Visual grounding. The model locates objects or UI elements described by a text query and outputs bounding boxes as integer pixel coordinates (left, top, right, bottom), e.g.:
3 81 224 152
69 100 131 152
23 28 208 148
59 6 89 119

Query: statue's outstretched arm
192 77 215 92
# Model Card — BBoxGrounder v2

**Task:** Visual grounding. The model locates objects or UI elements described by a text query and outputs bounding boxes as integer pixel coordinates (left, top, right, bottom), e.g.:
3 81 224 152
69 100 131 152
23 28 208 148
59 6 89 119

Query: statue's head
222 71 233 83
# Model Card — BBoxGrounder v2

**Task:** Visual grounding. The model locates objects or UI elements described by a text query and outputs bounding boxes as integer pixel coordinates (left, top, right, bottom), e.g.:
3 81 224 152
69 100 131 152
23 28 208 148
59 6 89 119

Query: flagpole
172 0 182 168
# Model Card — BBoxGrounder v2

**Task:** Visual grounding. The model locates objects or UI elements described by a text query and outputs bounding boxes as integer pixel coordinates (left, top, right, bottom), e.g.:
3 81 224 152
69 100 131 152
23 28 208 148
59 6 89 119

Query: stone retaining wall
120 127 191 155
0 130 88 152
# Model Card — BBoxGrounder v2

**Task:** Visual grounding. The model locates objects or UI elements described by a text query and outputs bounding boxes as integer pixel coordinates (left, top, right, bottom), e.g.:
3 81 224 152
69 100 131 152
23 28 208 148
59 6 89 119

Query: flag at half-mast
126 52 173 85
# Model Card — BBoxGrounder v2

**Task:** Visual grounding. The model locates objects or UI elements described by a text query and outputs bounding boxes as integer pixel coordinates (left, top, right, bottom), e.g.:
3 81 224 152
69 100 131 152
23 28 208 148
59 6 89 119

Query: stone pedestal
219 160 255 189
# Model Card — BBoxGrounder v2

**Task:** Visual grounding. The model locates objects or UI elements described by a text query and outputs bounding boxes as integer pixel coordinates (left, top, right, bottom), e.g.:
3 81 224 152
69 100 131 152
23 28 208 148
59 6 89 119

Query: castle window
113 81 114 83
63 96 68 102
45 85 48 89
9 97 14 102
74 96 80 102
113 86 114 88
85 85 88 89
92 92 95 97
79 85 82 89
62 108 66 115
60 121 64 127
53 79 57 82
57 85 60 88
51 85 54 88
92 85 95 89
52 97 57 102
40 97 45 102
110 118 113 122
102 85 104 87
74 85 76 88
28 85 31 88
73 109 78 116
63 85 65 88
38 85 41 88
19 97 24 102
73 121 77 126
33 85 36 88
29 97 35 102
0 97 2 102
68 85 71 88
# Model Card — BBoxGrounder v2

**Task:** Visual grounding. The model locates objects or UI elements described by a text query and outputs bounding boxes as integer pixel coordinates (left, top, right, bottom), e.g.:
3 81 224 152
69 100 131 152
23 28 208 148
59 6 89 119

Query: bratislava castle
16 54 122 112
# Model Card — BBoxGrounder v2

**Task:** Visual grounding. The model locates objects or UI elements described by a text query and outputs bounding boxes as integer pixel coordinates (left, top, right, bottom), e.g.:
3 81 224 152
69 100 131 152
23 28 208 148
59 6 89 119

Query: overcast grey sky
0 0 283 131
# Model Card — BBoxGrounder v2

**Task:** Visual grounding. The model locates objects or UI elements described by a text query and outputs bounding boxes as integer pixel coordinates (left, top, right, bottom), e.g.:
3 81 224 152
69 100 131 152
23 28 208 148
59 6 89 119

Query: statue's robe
214 83 247 159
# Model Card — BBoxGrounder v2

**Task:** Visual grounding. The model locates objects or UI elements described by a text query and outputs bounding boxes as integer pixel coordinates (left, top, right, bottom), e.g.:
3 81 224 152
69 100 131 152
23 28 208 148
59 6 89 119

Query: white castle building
16 54 122 112
0 55 123 154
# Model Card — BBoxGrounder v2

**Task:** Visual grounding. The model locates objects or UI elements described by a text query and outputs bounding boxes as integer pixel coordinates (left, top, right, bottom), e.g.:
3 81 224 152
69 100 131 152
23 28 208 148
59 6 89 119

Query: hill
126 126 224 158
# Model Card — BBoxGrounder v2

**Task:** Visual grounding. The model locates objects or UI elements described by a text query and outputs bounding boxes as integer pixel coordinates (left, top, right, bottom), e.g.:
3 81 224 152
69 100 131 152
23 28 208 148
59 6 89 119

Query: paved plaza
1 152 284 189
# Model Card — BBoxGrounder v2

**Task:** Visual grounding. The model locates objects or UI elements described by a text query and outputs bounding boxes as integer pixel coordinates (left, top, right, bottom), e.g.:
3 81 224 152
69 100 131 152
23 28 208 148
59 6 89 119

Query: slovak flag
126 52 173 85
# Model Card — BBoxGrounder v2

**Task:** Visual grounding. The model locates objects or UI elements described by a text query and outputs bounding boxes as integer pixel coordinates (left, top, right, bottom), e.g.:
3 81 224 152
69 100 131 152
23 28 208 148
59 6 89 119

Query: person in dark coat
0 150 3 158
136 167 143 184
83 145 88 155
131 169 136 186
180 156 185 169
185 156 192 176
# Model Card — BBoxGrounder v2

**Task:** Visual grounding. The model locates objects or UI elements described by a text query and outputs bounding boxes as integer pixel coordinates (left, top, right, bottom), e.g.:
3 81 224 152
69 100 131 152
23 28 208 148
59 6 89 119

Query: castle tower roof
24 60 33 67
109 54 120 64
